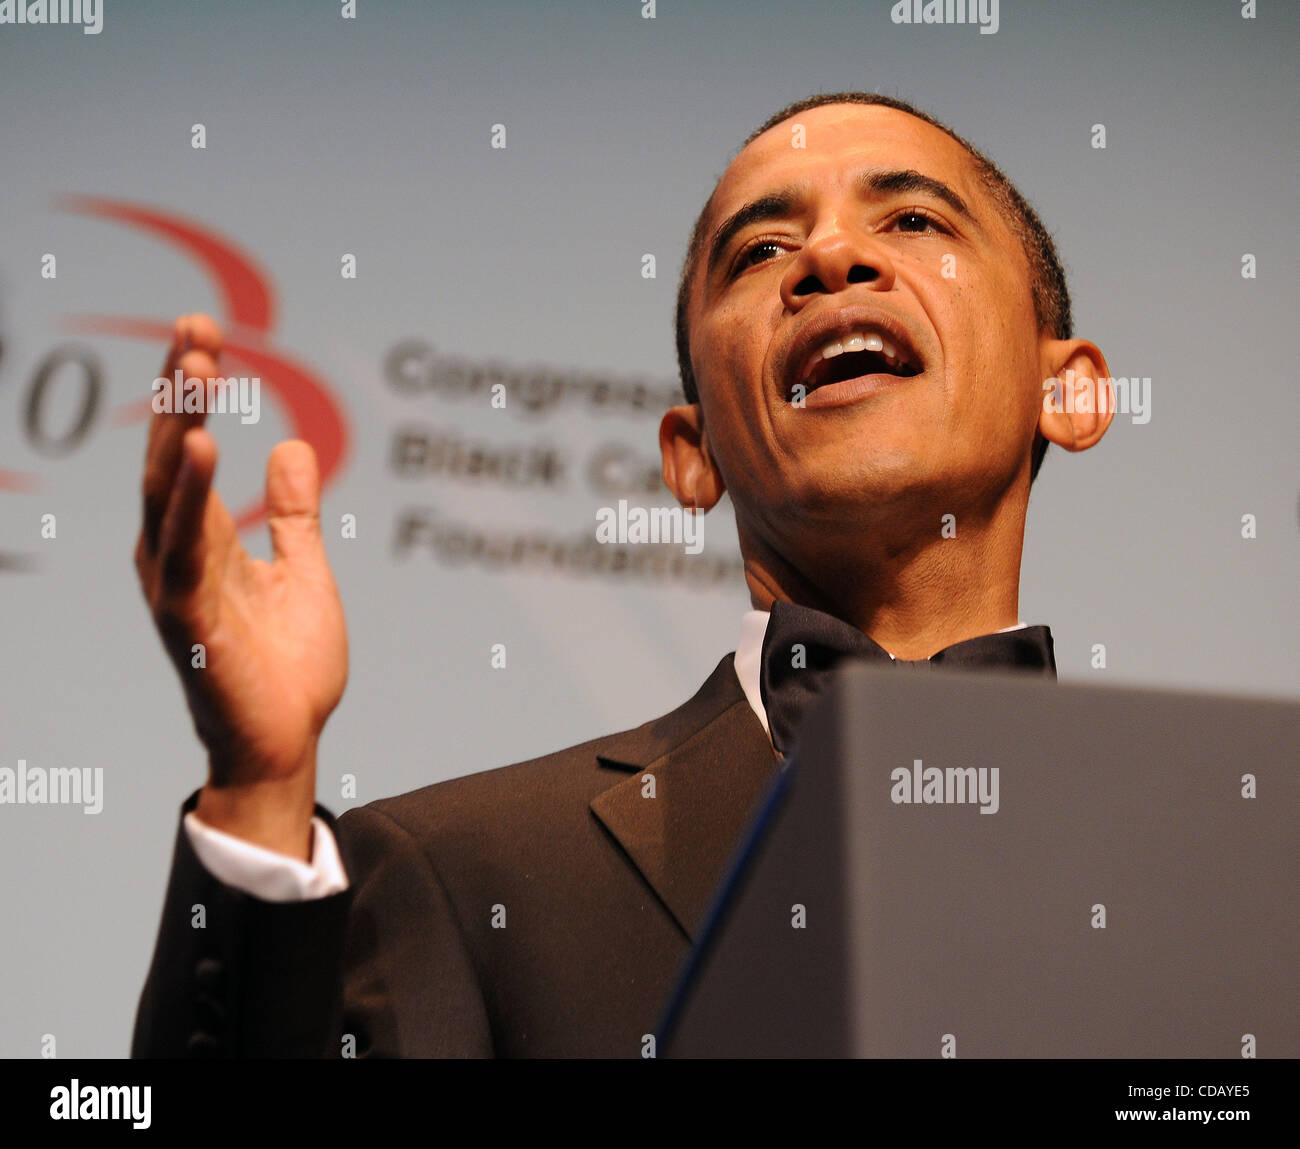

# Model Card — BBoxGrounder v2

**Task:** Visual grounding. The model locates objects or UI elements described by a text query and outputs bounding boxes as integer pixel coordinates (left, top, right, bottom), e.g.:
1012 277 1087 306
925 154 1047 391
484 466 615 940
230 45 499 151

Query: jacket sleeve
184 812 349 900
131 791 494 1058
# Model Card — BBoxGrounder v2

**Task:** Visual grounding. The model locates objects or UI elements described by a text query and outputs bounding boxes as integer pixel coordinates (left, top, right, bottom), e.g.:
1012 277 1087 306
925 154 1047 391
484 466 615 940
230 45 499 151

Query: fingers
142 346 215 552
180 314 223 357
141 314 224 555
264 440 325 568
155 428 219 597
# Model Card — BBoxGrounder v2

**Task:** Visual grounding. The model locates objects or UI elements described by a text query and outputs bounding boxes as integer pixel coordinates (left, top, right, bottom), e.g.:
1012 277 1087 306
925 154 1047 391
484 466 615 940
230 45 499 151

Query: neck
740 494 1028 661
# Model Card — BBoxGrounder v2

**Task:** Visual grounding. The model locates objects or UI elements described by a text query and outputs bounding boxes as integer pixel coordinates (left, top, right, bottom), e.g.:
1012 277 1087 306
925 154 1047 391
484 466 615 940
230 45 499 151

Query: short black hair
673 92 1072 483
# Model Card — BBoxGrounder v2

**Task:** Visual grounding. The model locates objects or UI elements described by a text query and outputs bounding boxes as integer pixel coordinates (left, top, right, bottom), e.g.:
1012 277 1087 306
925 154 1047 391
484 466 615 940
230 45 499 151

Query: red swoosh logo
0 469 37 492
53 195 350 530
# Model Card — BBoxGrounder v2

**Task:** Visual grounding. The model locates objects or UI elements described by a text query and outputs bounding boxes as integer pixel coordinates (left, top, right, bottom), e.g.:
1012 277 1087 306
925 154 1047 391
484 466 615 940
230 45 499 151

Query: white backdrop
0 0 1296 1056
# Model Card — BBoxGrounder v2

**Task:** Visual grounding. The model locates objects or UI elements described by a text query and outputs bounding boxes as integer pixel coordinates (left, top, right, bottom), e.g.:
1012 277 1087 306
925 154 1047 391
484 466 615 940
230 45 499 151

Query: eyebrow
704 167 979 280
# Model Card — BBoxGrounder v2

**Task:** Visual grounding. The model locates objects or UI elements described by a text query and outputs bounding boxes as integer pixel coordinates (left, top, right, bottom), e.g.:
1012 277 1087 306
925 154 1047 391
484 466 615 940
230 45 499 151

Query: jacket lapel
590 655 780 941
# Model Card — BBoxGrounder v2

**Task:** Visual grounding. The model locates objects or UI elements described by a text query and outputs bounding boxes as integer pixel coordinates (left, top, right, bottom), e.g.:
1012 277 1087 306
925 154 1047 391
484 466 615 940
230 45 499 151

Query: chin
775 461 937 520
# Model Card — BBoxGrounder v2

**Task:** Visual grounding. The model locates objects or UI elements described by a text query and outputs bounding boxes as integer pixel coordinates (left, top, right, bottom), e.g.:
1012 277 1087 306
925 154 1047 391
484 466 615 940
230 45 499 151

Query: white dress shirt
185 608 1028 901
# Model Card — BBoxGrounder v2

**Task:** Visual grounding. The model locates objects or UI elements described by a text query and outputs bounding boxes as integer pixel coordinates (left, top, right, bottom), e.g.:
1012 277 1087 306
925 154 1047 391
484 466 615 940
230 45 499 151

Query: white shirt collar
733 609 1028 741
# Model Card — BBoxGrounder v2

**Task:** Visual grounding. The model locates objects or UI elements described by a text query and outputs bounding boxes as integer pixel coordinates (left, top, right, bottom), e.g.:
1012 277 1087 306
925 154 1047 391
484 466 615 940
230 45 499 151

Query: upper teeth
818 329 904 366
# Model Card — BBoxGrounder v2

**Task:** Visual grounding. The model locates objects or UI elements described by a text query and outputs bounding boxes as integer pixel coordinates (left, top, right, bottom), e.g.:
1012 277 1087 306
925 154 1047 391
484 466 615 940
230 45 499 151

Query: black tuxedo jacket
132 655 780 1058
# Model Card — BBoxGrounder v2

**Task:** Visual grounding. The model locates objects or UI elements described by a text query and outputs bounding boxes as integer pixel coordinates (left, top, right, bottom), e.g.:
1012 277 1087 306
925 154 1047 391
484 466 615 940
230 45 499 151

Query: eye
887 209 951 235
731 239 785 277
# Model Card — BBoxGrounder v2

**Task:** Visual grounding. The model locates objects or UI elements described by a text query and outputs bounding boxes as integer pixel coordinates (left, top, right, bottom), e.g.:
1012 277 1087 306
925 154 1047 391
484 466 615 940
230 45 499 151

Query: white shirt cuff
183 811 350 902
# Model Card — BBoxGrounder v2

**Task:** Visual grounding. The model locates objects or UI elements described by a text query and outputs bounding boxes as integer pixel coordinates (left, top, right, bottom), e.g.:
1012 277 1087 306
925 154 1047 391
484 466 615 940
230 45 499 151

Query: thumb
265 440 326 567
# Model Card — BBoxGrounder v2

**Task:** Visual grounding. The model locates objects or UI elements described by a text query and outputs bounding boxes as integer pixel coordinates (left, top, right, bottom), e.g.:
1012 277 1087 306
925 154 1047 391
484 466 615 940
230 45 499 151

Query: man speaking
131 92 1113 1057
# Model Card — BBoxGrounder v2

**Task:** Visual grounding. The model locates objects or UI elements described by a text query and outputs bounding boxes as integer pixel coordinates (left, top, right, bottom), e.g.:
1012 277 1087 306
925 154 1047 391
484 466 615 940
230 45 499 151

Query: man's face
684 103 1046 535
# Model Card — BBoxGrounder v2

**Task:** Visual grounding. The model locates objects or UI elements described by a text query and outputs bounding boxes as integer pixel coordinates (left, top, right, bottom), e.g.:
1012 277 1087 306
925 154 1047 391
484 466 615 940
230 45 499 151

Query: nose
779 223 899 310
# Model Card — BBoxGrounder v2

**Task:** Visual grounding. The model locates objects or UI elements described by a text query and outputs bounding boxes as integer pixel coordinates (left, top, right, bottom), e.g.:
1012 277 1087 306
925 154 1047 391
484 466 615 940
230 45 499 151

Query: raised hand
134 314 348 859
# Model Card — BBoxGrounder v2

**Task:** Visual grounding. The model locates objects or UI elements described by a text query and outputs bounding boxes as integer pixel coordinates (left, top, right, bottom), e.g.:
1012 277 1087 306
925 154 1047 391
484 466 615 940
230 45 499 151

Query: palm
136 315 348 790
176 485 348 783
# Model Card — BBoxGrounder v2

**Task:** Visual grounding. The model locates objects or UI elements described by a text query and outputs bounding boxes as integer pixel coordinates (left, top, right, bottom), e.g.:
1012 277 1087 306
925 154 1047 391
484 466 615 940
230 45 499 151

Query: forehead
706 103 987 232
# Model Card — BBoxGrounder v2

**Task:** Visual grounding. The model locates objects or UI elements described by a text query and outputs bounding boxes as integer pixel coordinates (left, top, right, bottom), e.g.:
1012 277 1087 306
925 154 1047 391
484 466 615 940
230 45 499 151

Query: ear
659 403 726 511
1038 339 1115 453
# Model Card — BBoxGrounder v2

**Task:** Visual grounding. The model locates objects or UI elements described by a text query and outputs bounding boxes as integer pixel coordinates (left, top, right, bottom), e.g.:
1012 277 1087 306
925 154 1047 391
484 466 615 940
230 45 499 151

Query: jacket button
194 993 226 1032
186 1032 222 1058
194 958 224 993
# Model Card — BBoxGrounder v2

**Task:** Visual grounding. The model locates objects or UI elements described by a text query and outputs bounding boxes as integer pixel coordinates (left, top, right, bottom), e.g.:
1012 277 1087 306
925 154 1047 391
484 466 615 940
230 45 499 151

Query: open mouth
789 329 923 402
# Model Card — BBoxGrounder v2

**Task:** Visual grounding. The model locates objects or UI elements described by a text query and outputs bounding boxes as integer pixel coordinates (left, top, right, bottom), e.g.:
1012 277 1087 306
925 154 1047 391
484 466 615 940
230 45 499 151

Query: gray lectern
659 664 1299 1058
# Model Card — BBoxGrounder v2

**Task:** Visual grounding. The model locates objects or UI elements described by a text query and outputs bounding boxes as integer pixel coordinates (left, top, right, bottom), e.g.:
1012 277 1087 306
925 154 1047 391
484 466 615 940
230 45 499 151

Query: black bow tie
758 600 1056 756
